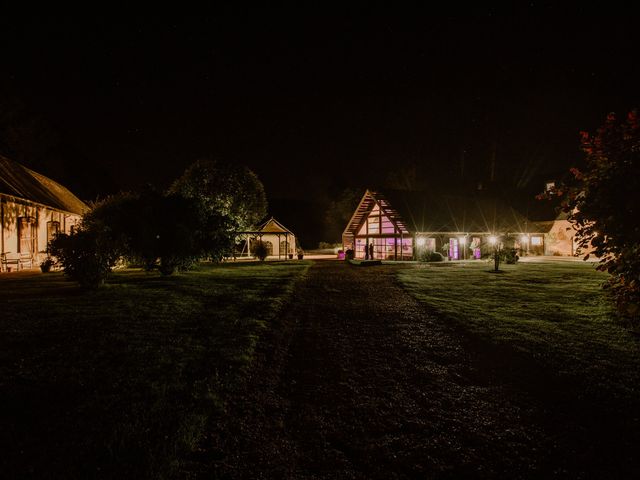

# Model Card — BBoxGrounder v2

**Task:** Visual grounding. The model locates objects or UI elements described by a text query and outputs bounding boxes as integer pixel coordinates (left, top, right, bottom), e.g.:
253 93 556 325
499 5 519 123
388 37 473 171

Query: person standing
364 242 369 260
369 241 374 260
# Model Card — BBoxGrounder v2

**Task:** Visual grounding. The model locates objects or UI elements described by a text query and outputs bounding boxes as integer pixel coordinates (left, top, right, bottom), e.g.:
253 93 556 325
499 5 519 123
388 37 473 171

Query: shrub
505 248 519 264
428 251 445 262
39 258 55 273
345 249 355 260
253 241 269 261
418 250 444 262
49 230 119 288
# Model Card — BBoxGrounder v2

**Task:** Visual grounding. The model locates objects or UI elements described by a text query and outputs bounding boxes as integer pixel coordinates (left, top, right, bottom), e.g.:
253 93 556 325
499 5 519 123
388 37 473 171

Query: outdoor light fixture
459 237 466 244
416 237 426 247
488 235 497 245
520 235 529 244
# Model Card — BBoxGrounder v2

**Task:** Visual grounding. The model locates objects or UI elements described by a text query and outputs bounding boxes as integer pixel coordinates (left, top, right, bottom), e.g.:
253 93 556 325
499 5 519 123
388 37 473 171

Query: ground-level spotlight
416 237 426 247
520 235 529 244
488 235 497 245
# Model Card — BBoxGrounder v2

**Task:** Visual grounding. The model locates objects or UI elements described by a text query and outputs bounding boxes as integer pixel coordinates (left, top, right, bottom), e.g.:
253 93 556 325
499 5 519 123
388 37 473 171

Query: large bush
49 230 119 288
82 190 235 277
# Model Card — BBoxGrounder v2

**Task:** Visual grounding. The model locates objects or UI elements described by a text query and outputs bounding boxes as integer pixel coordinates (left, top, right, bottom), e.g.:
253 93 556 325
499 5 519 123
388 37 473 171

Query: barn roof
0 155 88 215
344 189 547 236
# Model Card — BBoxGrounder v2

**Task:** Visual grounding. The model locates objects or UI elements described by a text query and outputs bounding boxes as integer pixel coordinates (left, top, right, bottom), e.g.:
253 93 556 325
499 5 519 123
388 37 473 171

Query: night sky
1 11 638 243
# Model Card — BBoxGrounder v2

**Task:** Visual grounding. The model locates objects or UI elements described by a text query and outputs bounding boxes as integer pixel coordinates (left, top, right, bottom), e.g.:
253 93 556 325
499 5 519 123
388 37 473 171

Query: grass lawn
398 261 640 404
0 261 309 479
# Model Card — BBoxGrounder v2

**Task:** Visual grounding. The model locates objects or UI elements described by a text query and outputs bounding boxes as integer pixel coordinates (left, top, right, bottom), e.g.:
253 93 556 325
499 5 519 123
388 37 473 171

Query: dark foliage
39 257 55 273
169 158 267 231
49 230 118 288
323 187 363 243
555 110 640 324
253 241 269 261
504 248 519 264
84 190 235 275
419 250 444 262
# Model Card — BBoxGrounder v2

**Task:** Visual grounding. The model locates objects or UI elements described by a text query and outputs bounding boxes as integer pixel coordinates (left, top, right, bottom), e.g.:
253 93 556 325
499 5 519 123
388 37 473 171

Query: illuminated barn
1 155 87 271
342 189 549 260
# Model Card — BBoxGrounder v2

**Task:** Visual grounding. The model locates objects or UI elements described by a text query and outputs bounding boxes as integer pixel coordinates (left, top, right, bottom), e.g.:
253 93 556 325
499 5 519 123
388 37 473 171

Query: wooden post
393 221 397 260
0 196 4 258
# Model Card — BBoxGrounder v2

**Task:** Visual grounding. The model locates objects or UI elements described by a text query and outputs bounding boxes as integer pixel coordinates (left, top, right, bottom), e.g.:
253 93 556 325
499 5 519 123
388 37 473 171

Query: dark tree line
51 159 267 287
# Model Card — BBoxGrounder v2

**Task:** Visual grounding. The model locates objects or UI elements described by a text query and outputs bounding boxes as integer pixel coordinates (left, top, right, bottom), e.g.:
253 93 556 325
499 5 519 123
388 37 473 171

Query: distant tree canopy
323 187 363 243
560 110 640 323
169 158 267 231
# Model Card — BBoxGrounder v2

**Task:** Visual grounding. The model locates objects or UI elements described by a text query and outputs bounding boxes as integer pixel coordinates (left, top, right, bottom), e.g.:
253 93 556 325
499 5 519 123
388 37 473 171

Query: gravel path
203 260 625 479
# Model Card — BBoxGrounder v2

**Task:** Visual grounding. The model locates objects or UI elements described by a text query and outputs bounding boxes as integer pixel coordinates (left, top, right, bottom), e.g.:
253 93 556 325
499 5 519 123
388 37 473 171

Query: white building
236 217 297 259
1 155 88 271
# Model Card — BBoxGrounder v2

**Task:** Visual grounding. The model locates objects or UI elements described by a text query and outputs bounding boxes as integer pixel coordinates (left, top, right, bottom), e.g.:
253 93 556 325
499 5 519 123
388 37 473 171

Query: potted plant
40 257 55 273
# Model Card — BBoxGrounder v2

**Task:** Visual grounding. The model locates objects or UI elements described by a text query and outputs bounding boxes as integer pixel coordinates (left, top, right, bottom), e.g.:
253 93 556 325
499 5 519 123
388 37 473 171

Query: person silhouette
364 242 370 260
369 242 374 260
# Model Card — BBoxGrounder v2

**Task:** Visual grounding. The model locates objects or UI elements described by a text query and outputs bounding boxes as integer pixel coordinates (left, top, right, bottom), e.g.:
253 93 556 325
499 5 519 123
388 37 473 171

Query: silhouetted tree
560 110 640 325
169 158 267 231
323 187 363 243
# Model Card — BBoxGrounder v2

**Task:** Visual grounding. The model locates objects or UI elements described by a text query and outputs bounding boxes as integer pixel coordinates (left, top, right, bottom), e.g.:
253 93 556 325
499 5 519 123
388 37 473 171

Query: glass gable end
353 201 412 260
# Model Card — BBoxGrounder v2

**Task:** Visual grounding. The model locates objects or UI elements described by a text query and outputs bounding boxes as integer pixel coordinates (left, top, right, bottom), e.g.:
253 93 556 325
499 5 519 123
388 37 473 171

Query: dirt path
202 261 616 478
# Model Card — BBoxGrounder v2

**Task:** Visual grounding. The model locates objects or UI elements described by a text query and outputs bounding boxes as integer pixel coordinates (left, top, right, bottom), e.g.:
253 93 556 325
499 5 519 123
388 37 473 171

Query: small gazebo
236 217 297 259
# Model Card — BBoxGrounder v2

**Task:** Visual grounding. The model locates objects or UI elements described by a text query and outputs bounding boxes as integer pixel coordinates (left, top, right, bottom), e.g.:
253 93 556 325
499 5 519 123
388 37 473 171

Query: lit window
381 216 395 234
367 215 379 234
425 238 436 251
531 236 543 246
